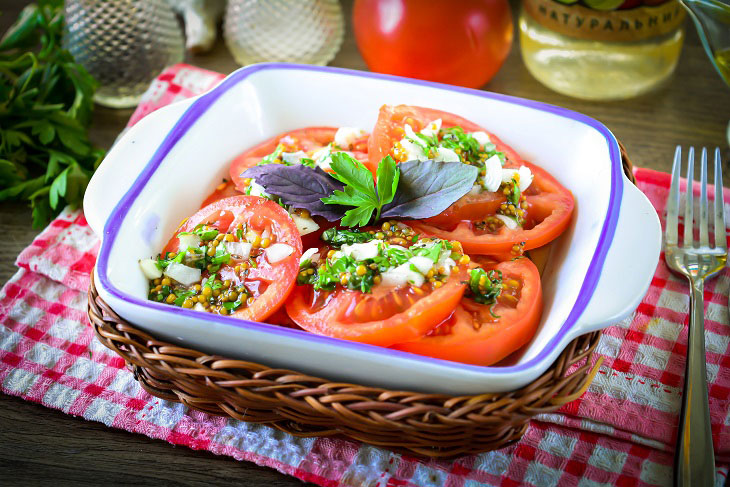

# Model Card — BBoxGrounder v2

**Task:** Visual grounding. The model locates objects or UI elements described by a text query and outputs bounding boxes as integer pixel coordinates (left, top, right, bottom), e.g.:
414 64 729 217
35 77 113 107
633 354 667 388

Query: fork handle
674 278 715 486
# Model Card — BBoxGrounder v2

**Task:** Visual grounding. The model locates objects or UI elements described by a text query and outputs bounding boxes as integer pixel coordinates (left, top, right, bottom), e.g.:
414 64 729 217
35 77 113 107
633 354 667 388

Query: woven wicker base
86 143 632 457
88 276 602 458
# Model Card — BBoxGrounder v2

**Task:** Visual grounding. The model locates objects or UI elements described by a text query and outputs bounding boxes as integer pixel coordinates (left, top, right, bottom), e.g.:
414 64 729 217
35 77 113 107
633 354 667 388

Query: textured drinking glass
63 0 184 108
224 0 344 66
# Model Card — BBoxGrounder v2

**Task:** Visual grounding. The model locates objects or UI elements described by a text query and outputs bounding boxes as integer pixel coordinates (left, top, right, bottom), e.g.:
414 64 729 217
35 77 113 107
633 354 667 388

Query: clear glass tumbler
224 0 344 66
63 0 184 108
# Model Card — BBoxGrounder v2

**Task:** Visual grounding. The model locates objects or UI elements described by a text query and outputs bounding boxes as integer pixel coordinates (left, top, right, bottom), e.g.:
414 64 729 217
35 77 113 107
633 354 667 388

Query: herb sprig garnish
0 2 105 227
321 153 399 227
240 153 478 227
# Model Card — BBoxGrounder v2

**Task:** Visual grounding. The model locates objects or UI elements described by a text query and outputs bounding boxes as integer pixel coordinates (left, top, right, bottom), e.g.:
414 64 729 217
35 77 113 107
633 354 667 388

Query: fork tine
684 147 695 247
699 148 709 248
666 146 682 246
714 147 726 250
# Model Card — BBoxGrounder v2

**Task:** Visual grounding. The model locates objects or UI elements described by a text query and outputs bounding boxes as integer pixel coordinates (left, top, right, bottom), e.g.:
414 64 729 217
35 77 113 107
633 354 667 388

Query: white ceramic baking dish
84 63 661 394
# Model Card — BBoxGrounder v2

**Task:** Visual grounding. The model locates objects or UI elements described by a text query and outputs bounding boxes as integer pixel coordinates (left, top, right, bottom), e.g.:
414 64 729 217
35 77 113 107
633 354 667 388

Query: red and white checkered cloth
1 64 729 486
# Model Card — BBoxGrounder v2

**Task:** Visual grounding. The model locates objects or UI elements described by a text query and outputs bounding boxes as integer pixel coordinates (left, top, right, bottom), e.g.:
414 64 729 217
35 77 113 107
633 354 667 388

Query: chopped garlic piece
341 240 382 261
482 154 503 192
178 234 201 252
420 119 442 137
470 131 491 149
291 213 320 236
139 258 162 280
265 243 294 263
501 166 533 192
300 248 320 265
334 127 366 149
225 241 252 259
434 147 460 163
281 150 307 164
164 262 201 286
409 256 434 275
495 214 519 229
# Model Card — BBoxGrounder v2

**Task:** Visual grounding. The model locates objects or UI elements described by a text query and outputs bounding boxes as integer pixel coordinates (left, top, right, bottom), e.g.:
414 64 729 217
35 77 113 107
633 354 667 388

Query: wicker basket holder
87 145 635 458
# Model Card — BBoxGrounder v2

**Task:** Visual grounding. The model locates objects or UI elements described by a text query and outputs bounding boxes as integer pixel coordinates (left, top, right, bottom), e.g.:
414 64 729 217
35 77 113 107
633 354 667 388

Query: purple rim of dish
97 63 623 375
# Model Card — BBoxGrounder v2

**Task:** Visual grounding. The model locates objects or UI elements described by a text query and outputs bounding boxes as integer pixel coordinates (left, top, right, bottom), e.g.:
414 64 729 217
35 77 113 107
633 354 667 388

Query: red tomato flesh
285 266 470 347
370 105 574 254
229 127 369 193
392 257 542 366
163 196 302 322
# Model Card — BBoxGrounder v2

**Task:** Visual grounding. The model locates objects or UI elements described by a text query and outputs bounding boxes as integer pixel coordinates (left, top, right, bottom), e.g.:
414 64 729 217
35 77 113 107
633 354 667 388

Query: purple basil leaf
381 160 478 219
240 164 346 221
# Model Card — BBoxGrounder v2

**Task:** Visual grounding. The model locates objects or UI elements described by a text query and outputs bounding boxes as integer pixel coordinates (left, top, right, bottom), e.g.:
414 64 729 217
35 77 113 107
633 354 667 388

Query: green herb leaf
375 155 399 213
328 152 376 197
320 228 376 246
0 2 103 227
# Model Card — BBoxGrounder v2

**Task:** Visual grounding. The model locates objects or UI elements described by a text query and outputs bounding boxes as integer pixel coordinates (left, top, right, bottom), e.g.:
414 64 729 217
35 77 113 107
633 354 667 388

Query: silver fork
665 146 726 486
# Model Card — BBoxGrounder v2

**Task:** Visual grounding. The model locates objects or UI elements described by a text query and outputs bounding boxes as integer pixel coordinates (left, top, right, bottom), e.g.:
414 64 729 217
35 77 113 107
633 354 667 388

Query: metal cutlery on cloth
664 146 726 486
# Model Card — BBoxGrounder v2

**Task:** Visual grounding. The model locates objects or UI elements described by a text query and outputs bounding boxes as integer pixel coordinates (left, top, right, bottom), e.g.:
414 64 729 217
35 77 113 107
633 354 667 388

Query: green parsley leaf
375 155 399 209
322 153 399 227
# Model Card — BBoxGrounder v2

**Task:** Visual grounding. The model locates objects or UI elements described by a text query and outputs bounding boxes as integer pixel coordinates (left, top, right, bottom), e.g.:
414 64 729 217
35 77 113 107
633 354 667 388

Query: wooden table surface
1 0 729 485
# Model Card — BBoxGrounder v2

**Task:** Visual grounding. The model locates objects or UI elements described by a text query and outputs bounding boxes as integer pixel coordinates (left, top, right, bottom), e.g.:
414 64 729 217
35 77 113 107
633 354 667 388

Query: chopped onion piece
291 213 320 236
225 241 252 259
193 303 206 312
265 243 294 263
495 214 519 229
164 262 201 286
139 258 162 280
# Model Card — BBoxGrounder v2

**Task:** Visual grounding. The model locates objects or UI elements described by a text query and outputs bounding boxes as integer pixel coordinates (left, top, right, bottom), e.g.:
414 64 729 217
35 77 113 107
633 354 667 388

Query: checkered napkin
1 64 729 486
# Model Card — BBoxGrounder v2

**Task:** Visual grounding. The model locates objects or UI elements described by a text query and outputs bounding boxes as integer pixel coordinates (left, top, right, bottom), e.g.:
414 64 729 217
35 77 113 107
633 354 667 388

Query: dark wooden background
1 0 729 485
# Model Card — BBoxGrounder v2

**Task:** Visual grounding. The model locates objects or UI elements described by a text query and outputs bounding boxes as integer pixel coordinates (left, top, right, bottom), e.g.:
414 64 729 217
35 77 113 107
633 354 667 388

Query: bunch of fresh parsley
0 1 104 227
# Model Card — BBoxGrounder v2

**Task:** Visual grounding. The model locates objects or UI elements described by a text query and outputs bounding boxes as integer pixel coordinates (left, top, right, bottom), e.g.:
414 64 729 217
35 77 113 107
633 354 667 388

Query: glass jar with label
519 0 686 100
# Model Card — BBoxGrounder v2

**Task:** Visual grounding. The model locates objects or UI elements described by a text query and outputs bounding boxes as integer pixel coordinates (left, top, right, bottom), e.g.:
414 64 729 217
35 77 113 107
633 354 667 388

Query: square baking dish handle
84 99 194 237
569 175 661 338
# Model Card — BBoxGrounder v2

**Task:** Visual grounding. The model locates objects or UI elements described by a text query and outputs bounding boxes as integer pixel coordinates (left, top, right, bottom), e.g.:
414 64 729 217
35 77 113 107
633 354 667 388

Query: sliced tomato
163 196 302 322
370 104 574 254
285 266 471 347
392 257 542 366
229 127 369 192
410 160 574 254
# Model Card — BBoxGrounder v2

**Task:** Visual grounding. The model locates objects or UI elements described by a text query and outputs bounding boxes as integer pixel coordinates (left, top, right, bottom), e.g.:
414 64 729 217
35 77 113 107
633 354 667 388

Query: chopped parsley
321 228 376 247
466 268 503 306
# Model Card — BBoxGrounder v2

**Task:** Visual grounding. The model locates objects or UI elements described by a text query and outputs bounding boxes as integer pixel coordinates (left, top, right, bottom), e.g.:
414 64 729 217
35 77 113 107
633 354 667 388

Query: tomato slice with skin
409 160 574 254
229 127 369 193
163 196 303 322
391 257 542 366
285 266 471 347
370 104 574 254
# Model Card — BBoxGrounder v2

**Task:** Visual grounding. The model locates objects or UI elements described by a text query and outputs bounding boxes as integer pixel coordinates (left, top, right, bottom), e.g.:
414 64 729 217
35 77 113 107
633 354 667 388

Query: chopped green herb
321 228 376 247
467 268 502 306
194 225 219 241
